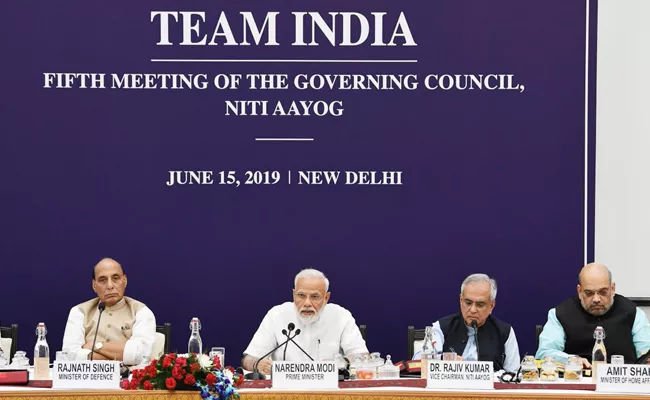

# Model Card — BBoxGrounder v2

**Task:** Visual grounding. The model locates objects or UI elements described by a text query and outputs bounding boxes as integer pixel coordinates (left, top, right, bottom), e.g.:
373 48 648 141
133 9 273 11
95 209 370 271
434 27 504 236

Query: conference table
1 386 650 400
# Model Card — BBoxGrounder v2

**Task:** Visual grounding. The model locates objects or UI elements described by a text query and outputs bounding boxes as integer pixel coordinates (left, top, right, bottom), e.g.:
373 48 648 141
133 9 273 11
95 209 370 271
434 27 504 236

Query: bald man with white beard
242 269 368 375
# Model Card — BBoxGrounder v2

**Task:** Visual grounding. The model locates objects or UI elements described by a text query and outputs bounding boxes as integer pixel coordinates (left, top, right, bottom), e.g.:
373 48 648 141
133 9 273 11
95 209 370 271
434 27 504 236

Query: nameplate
271 361 338 389
426 360 494 390
596 363 650 393
52 361 121 389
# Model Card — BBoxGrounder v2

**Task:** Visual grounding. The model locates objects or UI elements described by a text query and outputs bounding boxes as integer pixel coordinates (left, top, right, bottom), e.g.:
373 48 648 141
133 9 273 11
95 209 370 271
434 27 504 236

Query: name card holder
596 363 650 393
52 361 121 389
271 361 338 389
426 360 494 390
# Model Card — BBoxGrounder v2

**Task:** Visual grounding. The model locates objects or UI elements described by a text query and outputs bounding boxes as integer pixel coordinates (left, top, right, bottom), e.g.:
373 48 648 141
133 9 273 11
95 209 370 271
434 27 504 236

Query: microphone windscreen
98 302 106 311
294 329 301 335
471 320 478 329
288 322 295 331
282 329 287 335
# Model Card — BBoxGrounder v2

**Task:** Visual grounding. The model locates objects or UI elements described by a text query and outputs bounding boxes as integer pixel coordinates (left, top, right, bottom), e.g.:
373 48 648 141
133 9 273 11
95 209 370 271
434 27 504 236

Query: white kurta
244 302 368 362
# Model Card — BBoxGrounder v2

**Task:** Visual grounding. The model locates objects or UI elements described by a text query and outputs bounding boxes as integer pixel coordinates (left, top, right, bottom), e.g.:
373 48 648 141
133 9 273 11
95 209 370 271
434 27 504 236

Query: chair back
0 324 18 361
153 323 171 358
407 325 426 359
535 324 544 350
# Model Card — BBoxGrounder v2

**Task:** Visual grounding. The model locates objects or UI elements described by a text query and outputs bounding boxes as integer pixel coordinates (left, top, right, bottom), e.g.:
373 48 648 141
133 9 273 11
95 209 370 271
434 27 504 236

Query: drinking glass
209 347 225 368
611 355 624 364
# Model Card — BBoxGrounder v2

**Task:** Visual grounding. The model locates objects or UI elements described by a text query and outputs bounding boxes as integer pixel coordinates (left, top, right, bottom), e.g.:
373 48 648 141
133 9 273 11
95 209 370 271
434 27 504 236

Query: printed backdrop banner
0 0 596 361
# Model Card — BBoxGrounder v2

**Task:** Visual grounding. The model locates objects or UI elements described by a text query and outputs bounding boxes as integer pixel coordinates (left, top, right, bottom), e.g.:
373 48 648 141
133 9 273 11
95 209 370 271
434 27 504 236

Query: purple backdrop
0 0 596 363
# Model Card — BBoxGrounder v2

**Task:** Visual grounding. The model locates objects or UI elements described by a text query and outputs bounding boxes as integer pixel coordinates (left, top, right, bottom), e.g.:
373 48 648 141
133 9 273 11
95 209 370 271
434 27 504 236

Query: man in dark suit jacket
413 273 521 372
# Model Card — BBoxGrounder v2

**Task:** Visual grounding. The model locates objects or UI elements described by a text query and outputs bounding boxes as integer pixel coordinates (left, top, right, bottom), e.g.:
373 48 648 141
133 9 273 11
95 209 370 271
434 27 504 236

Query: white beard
295 304 326 325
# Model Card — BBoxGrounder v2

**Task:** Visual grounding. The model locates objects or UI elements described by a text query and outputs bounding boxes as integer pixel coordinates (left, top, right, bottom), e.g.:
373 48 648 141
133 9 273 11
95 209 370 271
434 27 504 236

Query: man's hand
579 357 592 369
242 354 273 375
81 341 126 362
258 358 273 375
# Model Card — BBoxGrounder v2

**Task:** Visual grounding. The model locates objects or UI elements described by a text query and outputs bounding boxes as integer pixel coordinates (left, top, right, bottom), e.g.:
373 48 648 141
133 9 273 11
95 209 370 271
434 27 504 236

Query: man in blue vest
536 263 650 367
413 273 521 372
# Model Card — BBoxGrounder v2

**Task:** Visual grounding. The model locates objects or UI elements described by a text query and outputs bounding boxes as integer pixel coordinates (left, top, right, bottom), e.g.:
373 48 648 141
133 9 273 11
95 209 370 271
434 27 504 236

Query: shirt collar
103 298 126 312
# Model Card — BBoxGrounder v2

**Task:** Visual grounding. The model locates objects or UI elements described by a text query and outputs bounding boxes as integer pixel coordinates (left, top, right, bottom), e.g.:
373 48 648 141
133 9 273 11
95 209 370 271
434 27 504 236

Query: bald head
578 263 612 286
93 258 124 279
577 263 615 316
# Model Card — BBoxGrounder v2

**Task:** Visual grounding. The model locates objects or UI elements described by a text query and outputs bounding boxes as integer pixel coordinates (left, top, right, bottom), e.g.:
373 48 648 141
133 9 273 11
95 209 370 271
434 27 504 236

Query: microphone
245 326 297 380
281 329 288 360
90 302 106 361
470 320 479 363
285 329 314 361
470 319 503 371
245 327 316 380
282 323 296 361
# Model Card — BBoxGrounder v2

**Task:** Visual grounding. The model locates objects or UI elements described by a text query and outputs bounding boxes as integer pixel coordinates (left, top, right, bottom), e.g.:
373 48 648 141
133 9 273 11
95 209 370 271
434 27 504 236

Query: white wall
595 0 650 299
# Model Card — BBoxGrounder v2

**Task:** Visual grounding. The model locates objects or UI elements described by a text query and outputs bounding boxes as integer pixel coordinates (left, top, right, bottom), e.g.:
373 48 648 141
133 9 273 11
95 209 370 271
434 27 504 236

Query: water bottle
188 317 202 354
34 322 50 380
420 325 436 379
592 326 607 381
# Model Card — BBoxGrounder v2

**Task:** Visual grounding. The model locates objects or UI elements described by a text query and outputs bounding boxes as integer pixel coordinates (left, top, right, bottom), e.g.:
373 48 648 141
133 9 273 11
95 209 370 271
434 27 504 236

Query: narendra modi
241 269 368 375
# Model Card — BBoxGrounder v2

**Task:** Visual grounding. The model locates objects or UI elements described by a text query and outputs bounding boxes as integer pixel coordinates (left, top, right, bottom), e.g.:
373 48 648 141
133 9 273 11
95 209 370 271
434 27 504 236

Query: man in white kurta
62 258 156 365
242 269 368 374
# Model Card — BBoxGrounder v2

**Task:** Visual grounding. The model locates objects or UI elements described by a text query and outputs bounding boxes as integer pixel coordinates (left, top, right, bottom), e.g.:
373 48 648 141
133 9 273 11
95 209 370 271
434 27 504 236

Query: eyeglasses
461 298 489 310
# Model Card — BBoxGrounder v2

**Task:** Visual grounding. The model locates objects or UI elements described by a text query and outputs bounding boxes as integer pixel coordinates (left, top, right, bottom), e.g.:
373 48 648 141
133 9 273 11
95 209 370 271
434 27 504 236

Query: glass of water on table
209 347 225 369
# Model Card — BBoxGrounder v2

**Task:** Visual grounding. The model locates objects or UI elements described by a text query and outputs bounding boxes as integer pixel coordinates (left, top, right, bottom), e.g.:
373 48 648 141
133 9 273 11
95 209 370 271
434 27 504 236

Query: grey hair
460 273 497 302
295 268 330 292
